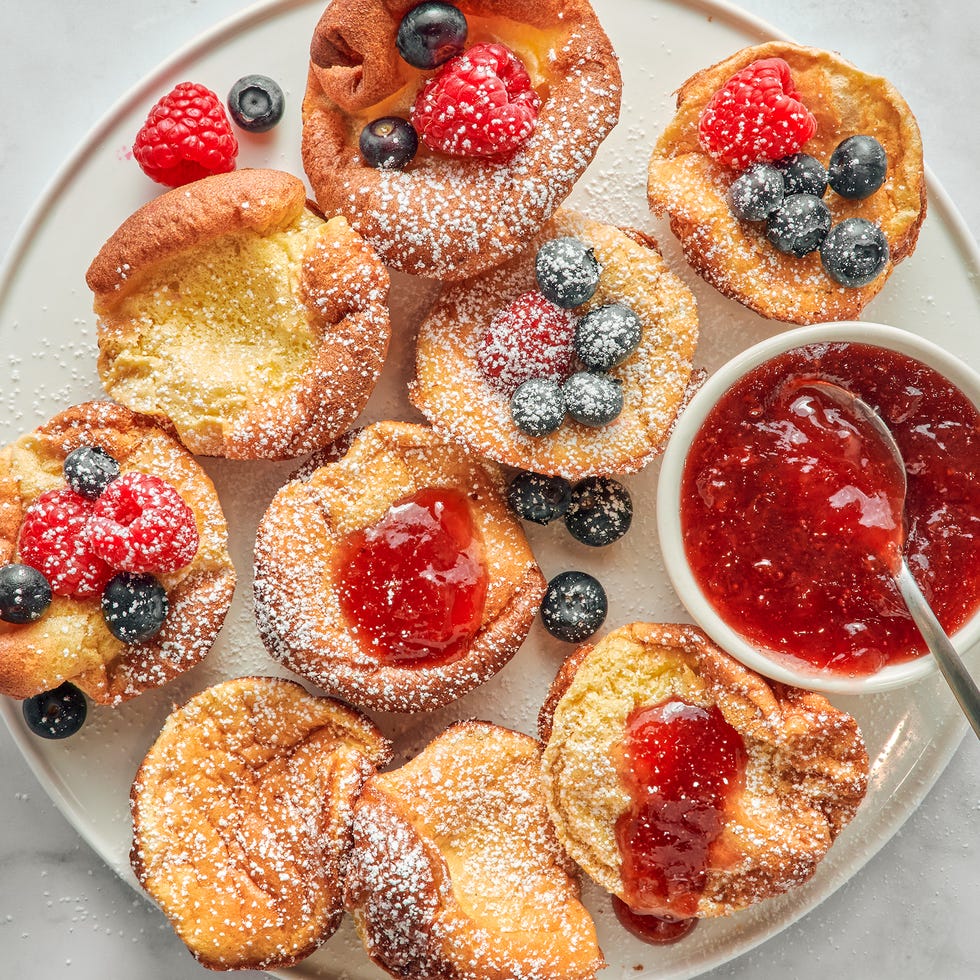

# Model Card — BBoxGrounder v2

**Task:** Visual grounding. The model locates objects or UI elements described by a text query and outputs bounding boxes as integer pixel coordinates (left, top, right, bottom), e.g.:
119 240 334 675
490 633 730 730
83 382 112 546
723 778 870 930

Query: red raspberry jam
612 896 699 946
336 487 488 668
681 342 980 675
614 699 746 930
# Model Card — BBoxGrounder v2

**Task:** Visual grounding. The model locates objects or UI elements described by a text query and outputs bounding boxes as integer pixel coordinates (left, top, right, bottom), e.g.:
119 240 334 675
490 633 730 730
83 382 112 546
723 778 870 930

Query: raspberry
411 42 541 158
18 489 114 598
133 82 238 188
477 291 577 396
698 58 816 169
86 473 199 574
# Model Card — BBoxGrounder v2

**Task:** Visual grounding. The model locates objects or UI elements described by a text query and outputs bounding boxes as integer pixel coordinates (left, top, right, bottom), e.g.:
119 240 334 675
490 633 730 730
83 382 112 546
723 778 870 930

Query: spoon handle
897 561 980 740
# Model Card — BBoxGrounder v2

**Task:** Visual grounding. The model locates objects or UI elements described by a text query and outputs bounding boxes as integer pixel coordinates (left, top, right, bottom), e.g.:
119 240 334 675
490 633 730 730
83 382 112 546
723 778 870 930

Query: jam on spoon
796 379 980 737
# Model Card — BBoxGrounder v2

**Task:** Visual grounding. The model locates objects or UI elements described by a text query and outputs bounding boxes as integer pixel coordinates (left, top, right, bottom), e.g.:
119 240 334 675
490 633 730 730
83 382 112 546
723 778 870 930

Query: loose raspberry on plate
477 291 577 396
133 82 239 188
87 473 199 574
18 489 114 598
698 58 816 169
411 42 541 158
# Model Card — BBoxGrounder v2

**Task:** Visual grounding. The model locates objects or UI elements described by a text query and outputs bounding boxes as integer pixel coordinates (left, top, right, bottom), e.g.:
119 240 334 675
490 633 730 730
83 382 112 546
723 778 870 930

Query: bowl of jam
657 322 980 694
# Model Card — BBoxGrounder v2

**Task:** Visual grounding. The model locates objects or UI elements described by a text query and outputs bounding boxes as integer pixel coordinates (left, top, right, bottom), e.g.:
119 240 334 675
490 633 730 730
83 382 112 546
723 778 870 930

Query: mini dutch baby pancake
301 0 621 281
253 421 546 712
344 721 604 980
130 676 391 971
410 209 699 479
0 402 235 705
86 168 391 459
647 42 926 324
539 623 869 940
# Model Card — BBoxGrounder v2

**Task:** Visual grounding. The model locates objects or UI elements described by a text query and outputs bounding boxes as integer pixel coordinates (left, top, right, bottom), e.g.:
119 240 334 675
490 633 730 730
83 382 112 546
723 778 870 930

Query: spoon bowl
798 380 980 738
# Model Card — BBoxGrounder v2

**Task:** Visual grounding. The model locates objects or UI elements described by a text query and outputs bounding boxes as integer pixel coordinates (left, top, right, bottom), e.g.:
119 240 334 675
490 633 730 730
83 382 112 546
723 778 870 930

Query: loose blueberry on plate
563 371 624 427
507 471 572 525
511 377 567 437
564 477 632 547
396 1 468 70
773 153 828 198
575 303 642 371
727 163 784 221
820 218 890 287
227 74 285 133
766 194 832 257
101 572 169 644
22 682 87 739
535 237 602 309
360 117 419 169
63 445 120 500
828 135 887 200
0 563 52 624
540 570 607 642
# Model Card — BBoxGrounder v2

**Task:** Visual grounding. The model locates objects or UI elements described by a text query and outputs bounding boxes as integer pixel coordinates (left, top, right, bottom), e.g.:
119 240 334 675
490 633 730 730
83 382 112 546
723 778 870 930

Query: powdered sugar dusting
541 624 870 918
345 722 603 979
130 676 389 970
252 421 545 713
305 20 622 280
410 209 699 478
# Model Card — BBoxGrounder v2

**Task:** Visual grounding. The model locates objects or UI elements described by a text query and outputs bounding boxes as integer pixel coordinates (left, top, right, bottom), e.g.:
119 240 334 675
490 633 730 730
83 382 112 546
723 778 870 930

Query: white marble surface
1 1 978 978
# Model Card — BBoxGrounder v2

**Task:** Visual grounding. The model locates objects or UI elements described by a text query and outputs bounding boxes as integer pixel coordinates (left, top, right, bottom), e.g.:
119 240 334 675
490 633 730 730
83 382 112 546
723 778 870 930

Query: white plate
0 1 977 979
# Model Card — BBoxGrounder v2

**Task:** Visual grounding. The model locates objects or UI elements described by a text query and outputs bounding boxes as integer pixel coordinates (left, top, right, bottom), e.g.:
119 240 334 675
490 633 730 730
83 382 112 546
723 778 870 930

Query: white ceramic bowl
657 322 980 695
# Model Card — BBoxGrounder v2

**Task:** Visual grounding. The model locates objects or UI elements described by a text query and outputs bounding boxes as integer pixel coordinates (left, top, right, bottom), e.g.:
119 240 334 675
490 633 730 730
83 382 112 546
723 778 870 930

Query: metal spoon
802 379 980 738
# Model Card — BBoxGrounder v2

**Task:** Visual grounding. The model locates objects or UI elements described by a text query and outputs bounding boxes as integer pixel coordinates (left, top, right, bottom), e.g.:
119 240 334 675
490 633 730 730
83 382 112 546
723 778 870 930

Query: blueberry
766 194 832 257
563 372 623 427
507 472 572 525
396 1 467 70
820 218 890 287
564 477 632 547
773 153 828 198
227 75 285 133
540 571 607 642
535 237 602 309
101 573 169 644
63 445 120 500
727 163 783 221
828 135 887 200
0 563 52 624
511 377 566 437
575 304 642 371
359 116 419 169
22 682 87 739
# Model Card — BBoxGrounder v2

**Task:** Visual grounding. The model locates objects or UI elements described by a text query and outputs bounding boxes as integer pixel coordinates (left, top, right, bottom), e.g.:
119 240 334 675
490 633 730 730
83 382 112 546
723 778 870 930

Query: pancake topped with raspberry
0 402 235 704
410 209 700 479
302 0 621 281
647 42 926 323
